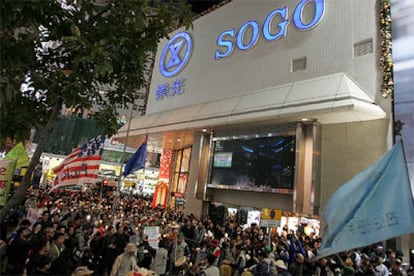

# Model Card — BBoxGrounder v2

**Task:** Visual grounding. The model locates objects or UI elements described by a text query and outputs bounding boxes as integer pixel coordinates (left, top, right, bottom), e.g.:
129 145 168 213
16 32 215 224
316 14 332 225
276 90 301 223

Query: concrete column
184 132 211 219
293 121 320 215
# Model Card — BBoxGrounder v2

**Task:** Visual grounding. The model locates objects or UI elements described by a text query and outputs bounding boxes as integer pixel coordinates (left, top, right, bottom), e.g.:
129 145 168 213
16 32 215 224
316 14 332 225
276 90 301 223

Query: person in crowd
169 231 192 275
355 253 375 275
374 256 389 276
30 256 52 275
288 252 309 276
73 223 92 266
338 255 355 276
37 210 51 228
114 225 129 257
110 243 139 276
1 186 411 276
7 218 31 242
49 248 77 275
371 245 387 263
65 226 78 251
231 243 246 276
194 220 207 246
129 225 146 263
314 257 334 276
101 225 118 274
249 249 271 276
31 221 43 243
200 253 220 276
151 239 169 276
384 249 396 270
26 238 51 275
48 232 66 262
275 259 292 276
89 231 104 274
6 227 32 275
209 239 221 267
390 258 407 276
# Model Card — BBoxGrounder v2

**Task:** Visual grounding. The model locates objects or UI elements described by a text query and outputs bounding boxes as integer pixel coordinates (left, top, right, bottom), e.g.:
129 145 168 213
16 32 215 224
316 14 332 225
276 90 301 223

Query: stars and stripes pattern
53 135 106 187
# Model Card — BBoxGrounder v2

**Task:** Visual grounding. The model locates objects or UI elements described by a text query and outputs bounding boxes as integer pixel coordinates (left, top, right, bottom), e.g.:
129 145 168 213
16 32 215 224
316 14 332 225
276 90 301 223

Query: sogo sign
215 0 325 60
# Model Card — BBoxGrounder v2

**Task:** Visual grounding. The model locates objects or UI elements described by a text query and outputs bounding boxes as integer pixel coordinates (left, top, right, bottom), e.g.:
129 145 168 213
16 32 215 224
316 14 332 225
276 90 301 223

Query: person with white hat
72 265 94 276
274 259 292 276
110 243 140 276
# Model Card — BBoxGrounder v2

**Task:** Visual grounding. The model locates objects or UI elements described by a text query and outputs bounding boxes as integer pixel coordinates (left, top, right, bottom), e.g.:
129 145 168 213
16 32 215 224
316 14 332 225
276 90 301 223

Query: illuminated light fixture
177 138 181 142
267 133 272 137
202 129 208 132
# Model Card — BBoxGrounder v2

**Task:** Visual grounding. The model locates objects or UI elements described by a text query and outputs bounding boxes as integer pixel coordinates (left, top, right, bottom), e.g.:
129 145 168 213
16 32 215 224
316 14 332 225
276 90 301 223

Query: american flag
53 135 106 187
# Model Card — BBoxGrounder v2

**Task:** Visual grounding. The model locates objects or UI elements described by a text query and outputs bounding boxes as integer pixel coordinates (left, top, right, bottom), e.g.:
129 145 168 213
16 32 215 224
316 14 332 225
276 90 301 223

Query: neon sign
159 32 192 78
215 0 325 60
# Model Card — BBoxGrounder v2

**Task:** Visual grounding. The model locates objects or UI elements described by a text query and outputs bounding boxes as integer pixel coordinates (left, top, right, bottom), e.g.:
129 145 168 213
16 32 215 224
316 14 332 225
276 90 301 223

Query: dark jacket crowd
0 188 411 276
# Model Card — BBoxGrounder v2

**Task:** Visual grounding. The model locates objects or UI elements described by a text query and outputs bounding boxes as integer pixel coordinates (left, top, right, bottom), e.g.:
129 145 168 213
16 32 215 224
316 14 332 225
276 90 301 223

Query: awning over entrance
113 73 386 145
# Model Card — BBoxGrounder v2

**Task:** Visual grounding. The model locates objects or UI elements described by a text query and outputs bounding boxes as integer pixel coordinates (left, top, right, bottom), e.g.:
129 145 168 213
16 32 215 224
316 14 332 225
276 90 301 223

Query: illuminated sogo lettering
215 0 325 60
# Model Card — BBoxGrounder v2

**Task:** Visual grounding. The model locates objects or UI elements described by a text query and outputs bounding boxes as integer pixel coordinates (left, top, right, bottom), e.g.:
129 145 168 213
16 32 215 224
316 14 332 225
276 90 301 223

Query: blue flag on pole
318 141 414 258
123 141 147 177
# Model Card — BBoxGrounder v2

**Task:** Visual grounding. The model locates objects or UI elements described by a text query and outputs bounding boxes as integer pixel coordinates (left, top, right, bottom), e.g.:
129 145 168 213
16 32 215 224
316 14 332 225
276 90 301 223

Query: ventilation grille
292 57 307 72
354 39 373 57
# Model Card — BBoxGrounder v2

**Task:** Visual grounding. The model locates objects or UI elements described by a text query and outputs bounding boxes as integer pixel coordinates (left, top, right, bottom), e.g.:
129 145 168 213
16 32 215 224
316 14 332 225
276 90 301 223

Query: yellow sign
261 208 282 220
124 180 135 187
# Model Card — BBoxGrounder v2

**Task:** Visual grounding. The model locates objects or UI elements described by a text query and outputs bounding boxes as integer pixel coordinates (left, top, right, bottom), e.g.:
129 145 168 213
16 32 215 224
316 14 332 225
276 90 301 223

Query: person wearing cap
110 243 139 276
356 253 375 275
274 259 292 276
390 258 406 276
72 265 94 276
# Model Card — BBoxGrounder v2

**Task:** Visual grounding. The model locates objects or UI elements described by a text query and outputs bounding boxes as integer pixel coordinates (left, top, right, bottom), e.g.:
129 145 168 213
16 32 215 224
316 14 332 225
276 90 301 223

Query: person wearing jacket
110 243 139 276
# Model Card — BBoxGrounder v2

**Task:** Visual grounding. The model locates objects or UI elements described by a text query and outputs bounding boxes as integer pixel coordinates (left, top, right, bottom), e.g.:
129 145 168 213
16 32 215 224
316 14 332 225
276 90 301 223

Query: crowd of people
0 187 412 276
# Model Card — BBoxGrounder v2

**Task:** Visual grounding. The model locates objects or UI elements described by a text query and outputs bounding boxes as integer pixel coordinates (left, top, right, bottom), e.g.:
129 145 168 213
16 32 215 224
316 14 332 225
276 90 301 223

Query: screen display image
213 152 233 168
209 135 295 192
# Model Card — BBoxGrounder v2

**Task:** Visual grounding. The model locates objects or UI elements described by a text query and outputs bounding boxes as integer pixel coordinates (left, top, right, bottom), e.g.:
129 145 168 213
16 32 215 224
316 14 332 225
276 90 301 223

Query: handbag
72 247 85 262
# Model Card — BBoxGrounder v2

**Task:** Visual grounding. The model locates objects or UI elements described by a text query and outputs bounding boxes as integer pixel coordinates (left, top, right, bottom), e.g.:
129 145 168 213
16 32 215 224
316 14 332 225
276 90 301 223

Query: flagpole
113 101 135 217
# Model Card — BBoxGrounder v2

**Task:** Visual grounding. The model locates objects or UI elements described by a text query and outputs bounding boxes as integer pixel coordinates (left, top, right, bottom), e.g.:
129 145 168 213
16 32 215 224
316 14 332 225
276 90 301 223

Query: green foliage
0 0 194 141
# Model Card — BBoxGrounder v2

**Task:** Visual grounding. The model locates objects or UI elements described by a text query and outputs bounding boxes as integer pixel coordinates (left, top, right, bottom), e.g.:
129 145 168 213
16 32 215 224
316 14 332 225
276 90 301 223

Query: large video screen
209 135 295 192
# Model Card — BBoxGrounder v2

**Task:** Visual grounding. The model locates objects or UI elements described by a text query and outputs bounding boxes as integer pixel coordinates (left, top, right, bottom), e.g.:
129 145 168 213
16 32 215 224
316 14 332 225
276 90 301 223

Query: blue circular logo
159 32 192 78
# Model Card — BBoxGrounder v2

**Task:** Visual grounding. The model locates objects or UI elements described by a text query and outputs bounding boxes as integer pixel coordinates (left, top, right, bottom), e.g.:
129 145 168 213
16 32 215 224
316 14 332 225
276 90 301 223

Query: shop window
170 147 191 207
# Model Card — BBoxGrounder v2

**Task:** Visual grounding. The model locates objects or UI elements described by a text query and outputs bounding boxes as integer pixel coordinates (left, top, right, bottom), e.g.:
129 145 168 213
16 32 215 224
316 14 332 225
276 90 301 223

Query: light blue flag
318 141 414 258
122 141 147 177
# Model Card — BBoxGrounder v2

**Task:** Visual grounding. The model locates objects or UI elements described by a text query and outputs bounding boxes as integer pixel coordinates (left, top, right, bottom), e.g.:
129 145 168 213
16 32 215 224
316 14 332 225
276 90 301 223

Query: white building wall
147 0 385 115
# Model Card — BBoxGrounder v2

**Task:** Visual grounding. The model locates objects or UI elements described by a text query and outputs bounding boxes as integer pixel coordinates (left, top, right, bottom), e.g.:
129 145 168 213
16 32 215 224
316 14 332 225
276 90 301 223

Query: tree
0 0 194 222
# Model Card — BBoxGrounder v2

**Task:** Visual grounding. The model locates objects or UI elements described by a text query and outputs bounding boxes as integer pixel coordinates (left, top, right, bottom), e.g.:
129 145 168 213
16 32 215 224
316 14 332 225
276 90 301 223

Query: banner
123 139 147 177
53 135 106 187
4 142 29 169
318 141 414 258
0 159 16 206
144 226 160 249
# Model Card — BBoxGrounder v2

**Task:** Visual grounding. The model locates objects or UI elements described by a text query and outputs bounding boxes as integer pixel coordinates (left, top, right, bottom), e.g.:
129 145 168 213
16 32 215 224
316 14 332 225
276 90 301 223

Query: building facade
115 0 391 222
